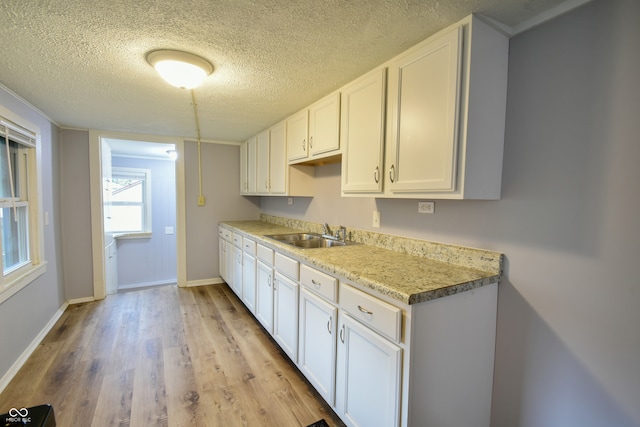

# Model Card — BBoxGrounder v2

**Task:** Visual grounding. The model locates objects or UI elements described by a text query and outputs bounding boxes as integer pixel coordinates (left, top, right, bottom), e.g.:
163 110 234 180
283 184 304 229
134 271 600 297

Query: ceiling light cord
191 89 204 205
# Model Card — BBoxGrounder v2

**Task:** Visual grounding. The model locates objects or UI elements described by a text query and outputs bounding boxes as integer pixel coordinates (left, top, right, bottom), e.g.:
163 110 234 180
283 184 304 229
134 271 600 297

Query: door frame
89 130 187 300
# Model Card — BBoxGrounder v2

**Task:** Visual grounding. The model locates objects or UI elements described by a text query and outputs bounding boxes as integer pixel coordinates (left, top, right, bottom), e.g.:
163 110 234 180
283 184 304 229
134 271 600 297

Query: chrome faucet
335 226 347 242
322 223 331 237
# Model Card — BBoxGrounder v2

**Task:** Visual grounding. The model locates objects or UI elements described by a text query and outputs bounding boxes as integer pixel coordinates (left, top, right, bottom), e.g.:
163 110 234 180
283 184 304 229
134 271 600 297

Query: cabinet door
247 136 257 194
240 141 248 194
255 260 274 333
309 92 340 157
269 121 287 194
273 272 299 362
226 240 235 290
299 289 337 406
336 312 402 427
242 253 257 314
386 27 462 193
256 130 270 194
218 238 227 282
232 245 243 298
341 68 386 194
287 109 309 162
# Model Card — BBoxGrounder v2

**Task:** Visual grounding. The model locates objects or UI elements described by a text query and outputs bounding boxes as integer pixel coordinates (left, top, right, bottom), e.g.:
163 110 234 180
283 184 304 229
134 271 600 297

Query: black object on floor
306 419 329 427
1 404 56 426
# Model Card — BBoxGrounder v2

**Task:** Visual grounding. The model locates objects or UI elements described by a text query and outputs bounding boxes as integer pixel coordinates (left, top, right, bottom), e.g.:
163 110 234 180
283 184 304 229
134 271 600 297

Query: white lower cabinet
298 288 337 405
231 245 243 298
335 310 402 427
242 252 256 313
255 258 274 333
220 228 498 427
273 271 299 362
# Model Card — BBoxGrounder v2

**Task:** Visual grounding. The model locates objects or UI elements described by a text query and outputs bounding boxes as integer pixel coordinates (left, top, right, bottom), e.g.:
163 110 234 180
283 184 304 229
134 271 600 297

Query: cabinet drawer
219 227 231 240
232 232 243 247
257 244 274 265
340 283 402 343
275 252 299 280
300 264 337 303
243 238 256 256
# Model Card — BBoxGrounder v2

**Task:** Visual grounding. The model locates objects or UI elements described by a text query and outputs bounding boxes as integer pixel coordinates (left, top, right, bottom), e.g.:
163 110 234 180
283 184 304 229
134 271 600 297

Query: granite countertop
220 218 503 305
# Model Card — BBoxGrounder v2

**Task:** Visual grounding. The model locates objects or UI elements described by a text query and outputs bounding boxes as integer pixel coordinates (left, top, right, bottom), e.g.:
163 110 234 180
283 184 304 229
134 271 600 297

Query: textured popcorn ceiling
0 0 584 142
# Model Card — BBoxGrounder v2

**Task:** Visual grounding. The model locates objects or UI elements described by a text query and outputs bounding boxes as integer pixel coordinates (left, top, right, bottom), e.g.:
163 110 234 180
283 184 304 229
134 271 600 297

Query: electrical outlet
287 197 293 205
197 196 206 206
418 201 435 214
372 210 381 228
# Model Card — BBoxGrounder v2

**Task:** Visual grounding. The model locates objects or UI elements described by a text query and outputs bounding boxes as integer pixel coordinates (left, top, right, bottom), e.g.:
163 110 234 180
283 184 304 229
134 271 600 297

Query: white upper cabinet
342 15 508 199
247 121 314 197
256 129 270 195
240 135 257 195
268 120 287 195
341 68 387 194
385 27 462 194
286 109 309 162
308 92 341 158
288 92 341 165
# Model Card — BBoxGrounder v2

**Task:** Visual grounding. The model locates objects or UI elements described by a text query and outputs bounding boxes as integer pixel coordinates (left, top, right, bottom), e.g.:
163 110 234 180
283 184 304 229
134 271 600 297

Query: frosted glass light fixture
147 50 213 89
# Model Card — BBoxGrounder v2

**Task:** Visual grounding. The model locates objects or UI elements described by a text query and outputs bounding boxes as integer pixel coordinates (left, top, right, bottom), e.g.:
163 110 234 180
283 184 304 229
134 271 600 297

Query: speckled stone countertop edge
259 214 503 275
220 217 503 305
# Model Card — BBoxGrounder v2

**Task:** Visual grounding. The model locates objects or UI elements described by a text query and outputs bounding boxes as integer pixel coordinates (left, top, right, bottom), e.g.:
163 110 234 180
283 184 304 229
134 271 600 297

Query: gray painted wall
261 1 640 425
59 129 94 300
0 88 65 382
184 140 260 282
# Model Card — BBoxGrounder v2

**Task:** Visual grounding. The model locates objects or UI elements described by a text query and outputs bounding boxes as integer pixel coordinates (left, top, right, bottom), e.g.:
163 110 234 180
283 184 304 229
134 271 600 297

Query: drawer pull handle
358 305 373 315
311 279 321 288
327 317 332 334
339 324 345 343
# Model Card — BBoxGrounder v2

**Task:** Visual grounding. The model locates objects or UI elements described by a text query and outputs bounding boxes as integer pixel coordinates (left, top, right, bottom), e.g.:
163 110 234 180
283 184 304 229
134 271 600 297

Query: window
109 167 151 234
0 113 44 302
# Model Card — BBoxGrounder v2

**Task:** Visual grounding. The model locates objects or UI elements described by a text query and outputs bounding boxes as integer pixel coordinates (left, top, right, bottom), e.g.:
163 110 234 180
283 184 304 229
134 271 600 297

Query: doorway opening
89 131 186 300
102 138 177 294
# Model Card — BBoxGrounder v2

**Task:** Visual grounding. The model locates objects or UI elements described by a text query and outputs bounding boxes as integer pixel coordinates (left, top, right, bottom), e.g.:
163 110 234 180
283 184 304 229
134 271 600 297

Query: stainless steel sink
264 232 355 248
265 233 322 242
292 239 347 248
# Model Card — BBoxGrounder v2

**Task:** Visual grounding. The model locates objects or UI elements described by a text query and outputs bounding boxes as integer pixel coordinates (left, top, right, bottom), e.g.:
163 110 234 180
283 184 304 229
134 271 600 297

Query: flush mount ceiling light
147 49 213 89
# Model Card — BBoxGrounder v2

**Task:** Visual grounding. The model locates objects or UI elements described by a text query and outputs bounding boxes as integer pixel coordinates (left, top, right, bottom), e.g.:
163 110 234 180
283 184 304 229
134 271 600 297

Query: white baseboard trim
185 277 224 287
67 296 96 305
0 301 69 394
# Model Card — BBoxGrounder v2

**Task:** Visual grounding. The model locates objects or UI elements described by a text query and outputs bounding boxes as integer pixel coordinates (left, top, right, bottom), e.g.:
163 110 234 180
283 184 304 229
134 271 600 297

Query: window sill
0 262 47 305
113 232 152 240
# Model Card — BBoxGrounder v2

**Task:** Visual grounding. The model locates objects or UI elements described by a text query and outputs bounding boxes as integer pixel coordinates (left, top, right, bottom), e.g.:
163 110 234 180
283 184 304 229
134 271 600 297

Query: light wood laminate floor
0 284 345 427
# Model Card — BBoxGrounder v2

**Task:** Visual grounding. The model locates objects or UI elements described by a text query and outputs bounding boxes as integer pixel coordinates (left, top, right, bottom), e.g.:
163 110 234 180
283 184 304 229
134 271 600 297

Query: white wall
261 0 640 425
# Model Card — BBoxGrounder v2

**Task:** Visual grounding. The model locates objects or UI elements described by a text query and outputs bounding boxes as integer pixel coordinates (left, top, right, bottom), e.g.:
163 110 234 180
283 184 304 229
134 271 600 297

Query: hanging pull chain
191 89 205 206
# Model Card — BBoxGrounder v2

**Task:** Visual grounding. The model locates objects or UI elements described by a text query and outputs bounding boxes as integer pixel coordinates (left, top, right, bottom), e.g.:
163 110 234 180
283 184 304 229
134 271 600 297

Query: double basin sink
265 232 355 249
